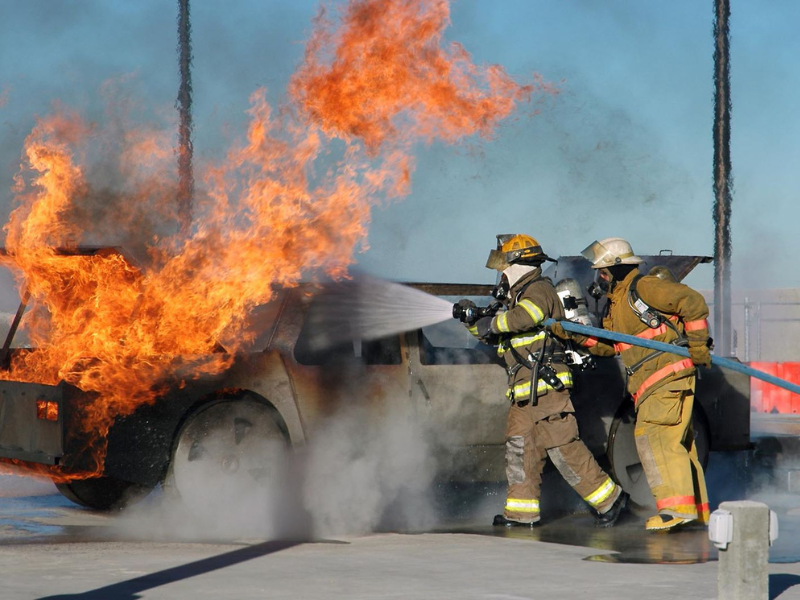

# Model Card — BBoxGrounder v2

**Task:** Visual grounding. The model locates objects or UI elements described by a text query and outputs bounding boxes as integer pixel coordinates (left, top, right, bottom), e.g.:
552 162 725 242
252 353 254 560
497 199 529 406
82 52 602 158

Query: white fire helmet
581 237 643 269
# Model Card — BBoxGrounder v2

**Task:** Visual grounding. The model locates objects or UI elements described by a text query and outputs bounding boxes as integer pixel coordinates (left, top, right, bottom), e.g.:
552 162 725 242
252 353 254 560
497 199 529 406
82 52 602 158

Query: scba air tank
555 278 596 327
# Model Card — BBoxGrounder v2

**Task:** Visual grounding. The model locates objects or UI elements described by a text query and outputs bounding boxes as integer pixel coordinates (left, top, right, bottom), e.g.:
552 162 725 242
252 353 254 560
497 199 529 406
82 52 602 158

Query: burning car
0 247 749 511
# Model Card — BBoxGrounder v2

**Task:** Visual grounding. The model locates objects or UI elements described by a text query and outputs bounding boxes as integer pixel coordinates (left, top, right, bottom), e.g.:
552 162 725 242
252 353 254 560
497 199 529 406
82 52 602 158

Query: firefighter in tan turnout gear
569 237 711 532
465 234 628 528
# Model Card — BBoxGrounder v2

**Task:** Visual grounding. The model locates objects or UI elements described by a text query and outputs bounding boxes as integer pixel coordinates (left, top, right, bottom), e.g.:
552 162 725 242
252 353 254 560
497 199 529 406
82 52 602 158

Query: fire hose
543 318 800 396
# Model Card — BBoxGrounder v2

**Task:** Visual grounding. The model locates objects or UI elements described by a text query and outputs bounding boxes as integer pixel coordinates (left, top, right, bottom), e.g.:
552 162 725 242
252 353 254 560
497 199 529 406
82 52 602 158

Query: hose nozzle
452 301 502 324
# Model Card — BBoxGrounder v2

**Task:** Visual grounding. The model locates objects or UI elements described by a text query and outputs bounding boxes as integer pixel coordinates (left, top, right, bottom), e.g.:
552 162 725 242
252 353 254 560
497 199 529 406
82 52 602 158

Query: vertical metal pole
743 296 750 362
177 0 194 237
713 0 733 356
756 301 762 360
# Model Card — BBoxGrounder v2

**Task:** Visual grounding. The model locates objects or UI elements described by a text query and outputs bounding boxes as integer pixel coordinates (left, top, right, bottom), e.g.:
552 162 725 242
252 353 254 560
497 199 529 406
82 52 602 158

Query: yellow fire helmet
485 234 553 271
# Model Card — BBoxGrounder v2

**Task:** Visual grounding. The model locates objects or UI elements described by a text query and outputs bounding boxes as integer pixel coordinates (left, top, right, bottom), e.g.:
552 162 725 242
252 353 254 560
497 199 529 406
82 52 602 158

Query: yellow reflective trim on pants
496 312 510 333
518 299 544 325
510 332 546 348
467 325 478 336
505 498 540 513
506 370 574 400
584 477 617 508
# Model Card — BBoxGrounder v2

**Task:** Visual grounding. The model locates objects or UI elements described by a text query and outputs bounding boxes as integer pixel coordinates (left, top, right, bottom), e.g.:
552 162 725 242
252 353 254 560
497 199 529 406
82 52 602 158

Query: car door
282 289 410 433
405 292 509 480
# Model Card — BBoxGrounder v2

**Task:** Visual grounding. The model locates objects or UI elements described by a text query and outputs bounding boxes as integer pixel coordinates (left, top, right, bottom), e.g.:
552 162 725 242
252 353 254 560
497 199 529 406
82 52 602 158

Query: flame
290 0 534 152
0 0 546 480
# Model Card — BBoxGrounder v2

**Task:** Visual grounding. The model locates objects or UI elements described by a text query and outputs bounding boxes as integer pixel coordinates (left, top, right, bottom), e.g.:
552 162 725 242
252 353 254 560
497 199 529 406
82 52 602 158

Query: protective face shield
581 238 643 269
486 248 510 271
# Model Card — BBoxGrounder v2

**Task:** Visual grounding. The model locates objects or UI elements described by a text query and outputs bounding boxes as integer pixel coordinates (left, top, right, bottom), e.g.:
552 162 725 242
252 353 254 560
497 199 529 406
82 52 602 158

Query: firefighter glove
688 342 711 368
456 298 478 324
547 320 570 341
457 298 476 310
474 316 495 342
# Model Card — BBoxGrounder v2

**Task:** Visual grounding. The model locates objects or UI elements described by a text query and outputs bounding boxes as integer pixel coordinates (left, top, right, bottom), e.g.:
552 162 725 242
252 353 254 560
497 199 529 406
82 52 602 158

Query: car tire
162 398 289 514
55 476 152 511
607 401 710 510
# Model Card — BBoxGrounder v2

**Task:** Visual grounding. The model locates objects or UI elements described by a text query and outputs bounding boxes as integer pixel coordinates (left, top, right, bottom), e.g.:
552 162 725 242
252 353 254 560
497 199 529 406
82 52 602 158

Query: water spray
304 276 455 348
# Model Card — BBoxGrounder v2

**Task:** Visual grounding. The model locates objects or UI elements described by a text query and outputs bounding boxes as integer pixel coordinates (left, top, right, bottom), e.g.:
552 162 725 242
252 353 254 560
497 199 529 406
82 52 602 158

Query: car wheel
55 476 152 511
163 398 289 514
607 401 710 510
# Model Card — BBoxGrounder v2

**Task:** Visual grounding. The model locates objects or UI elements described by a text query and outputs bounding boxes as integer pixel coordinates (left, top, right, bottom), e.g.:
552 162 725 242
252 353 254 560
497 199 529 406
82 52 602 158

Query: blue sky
0 0 797 302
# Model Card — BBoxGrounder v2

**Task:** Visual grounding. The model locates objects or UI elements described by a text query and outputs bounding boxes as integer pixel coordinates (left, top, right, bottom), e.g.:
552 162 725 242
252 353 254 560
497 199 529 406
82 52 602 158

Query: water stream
306 275 454 347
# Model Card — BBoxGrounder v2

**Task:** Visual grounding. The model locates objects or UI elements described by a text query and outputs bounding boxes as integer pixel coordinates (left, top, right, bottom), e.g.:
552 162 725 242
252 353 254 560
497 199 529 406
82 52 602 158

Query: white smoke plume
0 474 56 498
302 403 437 536
113 401 437 541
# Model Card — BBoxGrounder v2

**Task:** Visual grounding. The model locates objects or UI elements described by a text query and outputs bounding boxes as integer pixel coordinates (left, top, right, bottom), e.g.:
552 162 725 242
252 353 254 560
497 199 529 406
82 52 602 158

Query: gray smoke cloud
301 403 437 536
113 400 437 542
0 474 56 498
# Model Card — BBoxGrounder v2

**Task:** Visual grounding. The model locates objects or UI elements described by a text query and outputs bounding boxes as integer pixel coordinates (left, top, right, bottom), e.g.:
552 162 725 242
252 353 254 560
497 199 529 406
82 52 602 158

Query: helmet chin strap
503 264 536 288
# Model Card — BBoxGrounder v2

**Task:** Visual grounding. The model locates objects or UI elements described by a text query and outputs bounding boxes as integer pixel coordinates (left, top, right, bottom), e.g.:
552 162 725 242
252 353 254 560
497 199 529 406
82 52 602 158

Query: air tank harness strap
632 358 695 404
624 339 689 377
506 330 566 404
623 275 689 377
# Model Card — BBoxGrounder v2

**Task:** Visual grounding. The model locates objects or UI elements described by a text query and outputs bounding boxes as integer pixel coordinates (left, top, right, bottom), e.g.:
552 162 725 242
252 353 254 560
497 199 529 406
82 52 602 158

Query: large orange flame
0 0 546 479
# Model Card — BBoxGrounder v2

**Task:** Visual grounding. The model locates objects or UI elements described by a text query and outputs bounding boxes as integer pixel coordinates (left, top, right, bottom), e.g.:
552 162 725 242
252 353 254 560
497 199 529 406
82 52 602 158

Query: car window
293 296 402 366
419 296 502 366
241 296 285 352
0 268 18 345
0 311 11 345
294 333 402 366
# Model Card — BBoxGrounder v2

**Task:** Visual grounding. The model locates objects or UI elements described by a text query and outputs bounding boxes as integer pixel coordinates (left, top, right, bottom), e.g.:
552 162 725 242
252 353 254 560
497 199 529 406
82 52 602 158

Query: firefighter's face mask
588 268 613 299
492 274 510 302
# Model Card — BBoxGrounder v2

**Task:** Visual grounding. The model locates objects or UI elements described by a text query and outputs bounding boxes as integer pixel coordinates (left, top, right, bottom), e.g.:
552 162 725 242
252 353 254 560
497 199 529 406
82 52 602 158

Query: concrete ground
2 489 800 600
3 451 800 600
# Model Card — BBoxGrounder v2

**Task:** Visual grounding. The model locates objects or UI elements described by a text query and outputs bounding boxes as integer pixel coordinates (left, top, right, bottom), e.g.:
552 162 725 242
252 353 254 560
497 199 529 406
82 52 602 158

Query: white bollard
709 501 778 600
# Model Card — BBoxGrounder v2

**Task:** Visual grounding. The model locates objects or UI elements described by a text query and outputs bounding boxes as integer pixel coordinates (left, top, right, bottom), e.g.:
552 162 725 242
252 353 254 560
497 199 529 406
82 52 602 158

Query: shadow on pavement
770 574 800 600
35 540 305 600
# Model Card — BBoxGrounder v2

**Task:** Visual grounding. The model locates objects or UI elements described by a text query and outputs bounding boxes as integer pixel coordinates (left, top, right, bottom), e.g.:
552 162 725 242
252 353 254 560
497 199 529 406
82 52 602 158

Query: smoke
0 474 56 498
359 73 701 284
301 402 437 535
114 400 437 541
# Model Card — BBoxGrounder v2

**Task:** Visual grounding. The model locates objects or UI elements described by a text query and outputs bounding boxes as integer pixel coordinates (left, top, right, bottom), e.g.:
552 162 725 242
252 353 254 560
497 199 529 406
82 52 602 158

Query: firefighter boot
594 491 629 528
493 514 540 528
645 513 693 532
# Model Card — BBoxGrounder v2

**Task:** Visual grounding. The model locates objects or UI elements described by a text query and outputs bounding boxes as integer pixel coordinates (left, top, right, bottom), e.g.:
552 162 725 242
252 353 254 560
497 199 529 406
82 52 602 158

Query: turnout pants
504 388 620 523
634 375 709 522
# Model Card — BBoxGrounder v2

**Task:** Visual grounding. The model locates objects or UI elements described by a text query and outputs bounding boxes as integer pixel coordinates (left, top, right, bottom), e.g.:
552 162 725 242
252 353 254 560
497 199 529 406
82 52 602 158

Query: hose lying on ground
544 318 800 396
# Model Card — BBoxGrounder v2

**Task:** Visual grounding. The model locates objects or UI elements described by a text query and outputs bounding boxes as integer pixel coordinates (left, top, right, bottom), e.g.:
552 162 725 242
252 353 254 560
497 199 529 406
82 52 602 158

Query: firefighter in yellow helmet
562 237 711 531
465 234 628 527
